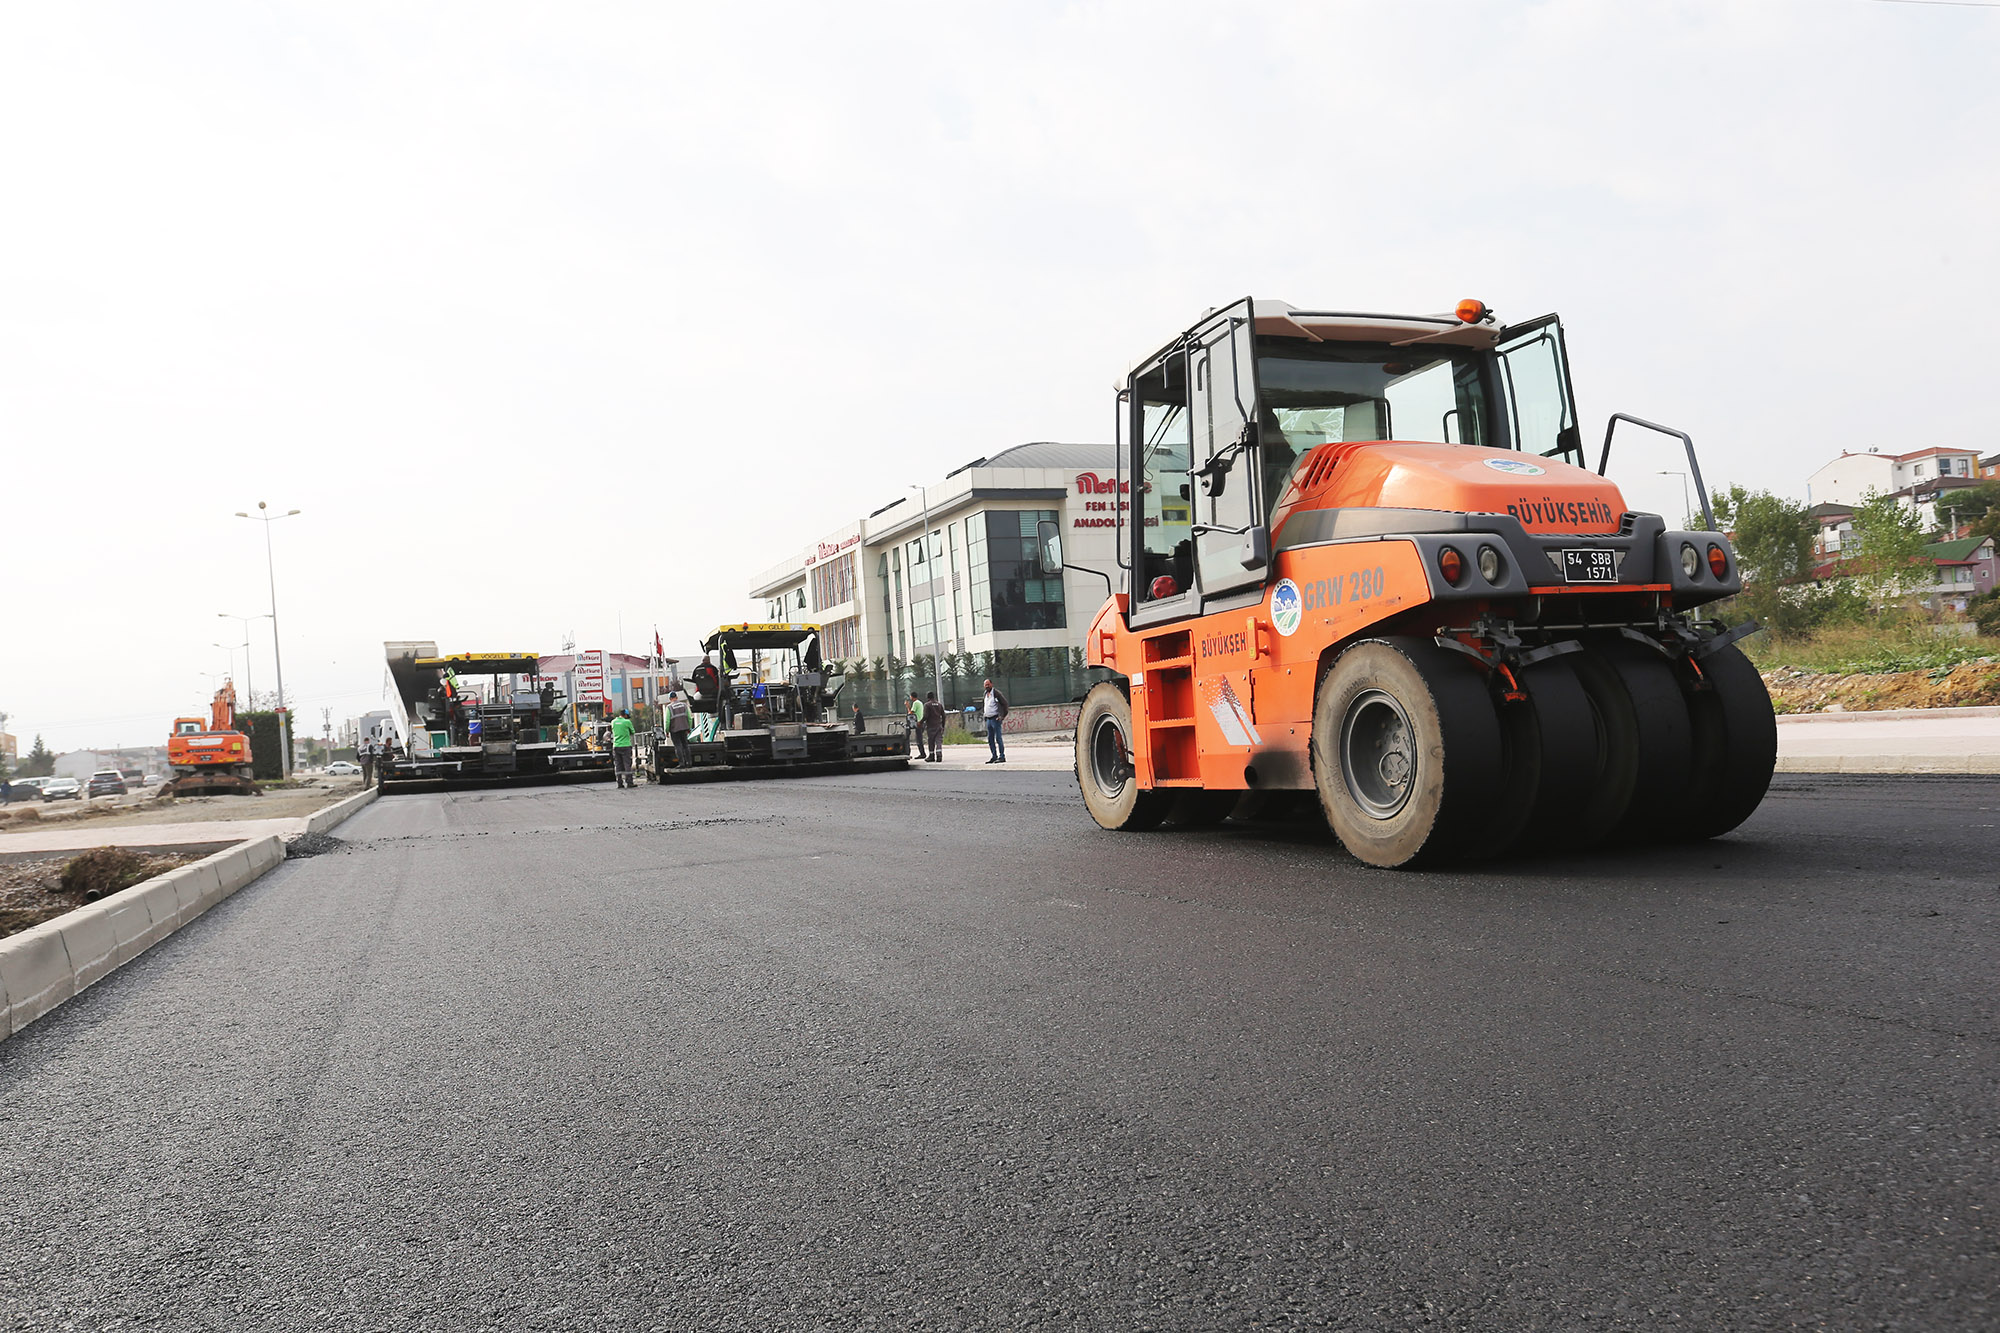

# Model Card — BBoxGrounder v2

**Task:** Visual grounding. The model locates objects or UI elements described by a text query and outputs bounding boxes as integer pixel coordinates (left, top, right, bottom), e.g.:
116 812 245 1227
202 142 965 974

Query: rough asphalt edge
0 785 381 1042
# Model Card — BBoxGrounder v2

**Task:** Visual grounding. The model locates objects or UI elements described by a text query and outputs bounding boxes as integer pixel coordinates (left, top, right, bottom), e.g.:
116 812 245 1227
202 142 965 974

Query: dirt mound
284 831 347 859
1763 660 2000 714
58 848 160 901
2 847 203 938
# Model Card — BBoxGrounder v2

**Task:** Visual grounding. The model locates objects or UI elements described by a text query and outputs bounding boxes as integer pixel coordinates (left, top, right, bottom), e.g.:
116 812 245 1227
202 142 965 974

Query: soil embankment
1763 660 2000 714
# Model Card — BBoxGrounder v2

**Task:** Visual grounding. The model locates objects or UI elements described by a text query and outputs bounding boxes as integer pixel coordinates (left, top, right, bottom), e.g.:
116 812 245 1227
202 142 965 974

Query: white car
326 760 362 776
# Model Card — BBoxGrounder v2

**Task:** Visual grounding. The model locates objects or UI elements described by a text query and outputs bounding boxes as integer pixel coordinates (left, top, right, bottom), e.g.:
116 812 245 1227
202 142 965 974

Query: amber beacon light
1455 298 1488 323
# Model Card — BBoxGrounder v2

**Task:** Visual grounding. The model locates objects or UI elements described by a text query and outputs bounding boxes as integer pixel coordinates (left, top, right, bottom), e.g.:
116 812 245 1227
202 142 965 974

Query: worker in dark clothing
667 692 693 769
923 692 946 763
359 737 377 788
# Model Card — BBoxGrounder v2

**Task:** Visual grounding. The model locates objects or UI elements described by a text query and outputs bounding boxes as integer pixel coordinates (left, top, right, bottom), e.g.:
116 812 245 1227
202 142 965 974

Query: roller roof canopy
699 623 821 653
1250 299 1508 350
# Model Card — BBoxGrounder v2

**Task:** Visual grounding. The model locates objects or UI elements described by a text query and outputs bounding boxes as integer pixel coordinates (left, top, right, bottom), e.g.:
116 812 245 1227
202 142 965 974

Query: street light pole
911 484 944 708
235 501 300 775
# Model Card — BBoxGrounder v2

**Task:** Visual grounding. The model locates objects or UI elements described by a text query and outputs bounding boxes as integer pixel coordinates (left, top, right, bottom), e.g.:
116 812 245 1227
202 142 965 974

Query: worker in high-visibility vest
610 709 637 788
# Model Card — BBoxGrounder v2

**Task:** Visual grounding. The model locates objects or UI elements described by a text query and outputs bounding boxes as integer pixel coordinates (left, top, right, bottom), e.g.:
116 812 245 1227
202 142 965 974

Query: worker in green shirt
610 709 637 788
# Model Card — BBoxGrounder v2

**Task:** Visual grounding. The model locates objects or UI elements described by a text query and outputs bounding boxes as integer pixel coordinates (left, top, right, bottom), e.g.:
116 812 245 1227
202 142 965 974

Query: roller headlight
1477 545 1503 584
1680 543 1701 579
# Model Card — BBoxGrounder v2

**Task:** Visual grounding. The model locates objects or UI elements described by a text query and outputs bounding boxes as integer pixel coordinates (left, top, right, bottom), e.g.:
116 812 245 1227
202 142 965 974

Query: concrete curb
1775 705 2000 725
0 835 283 1042
1776 754 2000 775
305 784 378 835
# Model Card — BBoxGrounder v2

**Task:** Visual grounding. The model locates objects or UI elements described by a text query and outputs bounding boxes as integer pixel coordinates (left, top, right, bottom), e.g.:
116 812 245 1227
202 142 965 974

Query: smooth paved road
2 769 1994 1331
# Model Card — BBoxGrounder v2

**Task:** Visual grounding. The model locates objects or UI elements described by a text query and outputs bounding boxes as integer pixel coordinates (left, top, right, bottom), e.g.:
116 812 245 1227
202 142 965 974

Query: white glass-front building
748 442 1125 687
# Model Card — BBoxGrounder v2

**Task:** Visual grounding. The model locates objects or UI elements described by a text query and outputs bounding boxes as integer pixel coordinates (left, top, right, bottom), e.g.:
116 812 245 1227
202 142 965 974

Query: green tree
1710 485 1817 633
22 735 56 777
1848 490 1931 603
1937 480 2000 540
1968 588 2000 636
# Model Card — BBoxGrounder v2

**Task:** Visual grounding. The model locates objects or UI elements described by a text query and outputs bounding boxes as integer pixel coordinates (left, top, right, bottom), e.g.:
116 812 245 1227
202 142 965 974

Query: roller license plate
1561 548 1618 584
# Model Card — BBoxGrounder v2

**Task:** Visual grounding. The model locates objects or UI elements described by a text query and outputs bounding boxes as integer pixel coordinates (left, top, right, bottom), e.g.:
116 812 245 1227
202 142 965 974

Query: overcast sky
3 0 1995 754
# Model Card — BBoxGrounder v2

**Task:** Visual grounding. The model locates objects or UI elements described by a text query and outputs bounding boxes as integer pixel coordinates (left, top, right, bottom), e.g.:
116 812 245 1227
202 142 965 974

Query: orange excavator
164 681 258 796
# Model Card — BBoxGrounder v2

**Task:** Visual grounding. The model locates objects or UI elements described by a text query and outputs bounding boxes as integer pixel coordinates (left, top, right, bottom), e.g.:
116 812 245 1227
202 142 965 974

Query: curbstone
1 831 294 1042
100 889 157 968
305 786 377 836
59 905 120 989
132 879 182 953
0 924 74 1036
1777 754 2000 775
204 847 254 910
169 863 219 927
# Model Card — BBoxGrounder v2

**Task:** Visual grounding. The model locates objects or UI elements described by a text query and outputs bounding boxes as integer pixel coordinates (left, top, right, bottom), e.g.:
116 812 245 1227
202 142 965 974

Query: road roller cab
1059 297 1776 866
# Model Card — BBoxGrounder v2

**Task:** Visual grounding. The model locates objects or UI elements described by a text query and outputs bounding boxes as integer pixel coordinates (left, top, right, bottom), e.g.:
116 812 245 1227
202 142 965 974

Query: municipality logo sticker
1483 457 1546 476
1270 579 1303 637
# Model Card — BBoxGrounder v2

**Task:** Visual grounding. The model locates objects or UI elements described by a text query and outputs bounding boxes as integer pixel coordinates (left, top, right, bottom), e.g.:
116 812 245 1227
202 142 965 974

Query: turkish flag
654 628 664 663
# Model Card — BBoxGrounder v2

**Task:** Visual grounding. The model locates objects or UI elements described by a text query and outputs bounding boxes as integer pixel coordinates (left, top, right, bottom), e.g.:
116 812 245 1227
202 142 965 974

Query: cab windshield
1256 339 1492 453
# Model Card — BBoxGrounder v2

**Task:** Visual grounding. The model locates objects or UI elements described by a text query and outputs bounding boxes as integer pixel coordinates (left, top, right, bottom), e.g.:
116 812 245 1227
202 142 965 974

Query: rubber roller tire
1075 682 1169 832
1312 638 1505 868
1677 643 1777 840
1490 655 1604 854
1569 638 1695 845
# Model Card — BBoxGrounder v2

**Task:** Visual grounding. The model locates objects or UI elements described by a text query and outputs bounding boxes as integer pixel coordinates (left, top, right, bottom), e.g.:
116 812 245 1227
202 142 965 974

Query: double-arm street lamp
216 612 271 704
213 639 249 688
235 501 300 773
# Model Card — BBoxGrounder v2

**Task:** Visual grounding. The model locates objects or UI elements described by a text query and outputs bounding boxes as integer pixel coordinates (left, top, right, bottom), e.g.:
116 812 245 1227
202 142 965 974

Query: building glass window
968 516 990 634
983 510 1066 632
810 552 856 612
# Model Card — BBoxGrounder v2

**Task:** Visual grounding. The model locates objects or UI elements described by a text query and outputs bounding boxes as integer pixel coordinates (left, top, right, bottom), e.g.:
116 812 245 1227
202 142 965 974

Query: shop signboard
576 650 606 702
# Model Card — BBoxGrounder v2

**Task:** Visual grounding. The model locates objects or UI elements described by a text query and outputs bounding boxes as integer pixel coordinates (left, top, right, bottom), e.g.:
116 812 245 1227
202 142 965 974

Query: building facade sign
575 650 606 703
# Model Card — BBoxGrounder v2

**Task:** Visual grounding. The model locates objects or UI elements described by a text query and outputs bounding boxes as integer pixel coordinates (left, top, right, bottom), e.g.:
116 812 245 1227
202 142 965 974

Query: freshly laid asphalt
2 768 1994 1331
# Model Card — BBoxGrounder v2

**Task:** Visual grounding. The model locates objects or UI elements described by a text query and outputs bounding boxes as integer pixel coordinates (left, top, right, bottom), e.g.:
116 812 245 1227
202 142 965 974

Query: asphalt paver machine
379 643 612 788
644 622 908 781
1060 297 1776 867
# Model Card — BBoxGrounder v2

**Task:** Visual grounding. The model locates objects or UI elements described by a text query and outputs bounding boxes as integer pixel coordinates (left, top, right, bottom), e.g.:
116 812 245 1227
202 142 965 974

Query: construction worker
359 736 377 787
610 708 637 788
667 691 692 769
907 691 924 756
923 691 945 763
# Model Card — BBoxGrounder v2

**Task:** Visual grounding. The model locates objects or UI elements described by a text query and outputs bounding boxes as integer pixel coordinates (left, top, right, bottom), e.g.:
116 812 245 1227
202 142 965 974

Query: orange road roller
1049 298 1775 867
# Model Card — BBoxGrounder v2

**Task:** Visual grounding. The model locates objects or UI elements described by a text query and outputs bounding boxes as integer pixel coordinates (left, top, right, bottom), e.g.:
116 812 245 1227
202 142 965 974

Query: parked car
86 770 129 798
118 768 145 787
5 777 49 802
42 778 83 802
326 760 361 776
142 773 165 787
